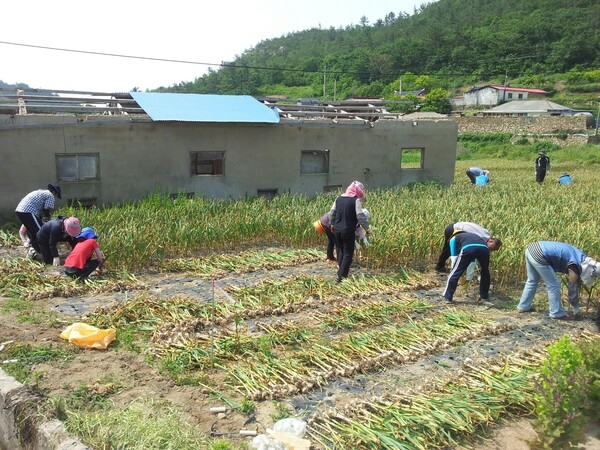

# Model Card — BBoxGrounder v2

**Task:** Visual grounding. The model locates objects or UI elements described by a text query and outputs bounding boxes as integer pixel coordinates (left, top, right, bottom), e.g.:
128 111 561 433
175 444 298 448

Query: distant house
452 85 548 109
394 88 426 98
481 100 573 117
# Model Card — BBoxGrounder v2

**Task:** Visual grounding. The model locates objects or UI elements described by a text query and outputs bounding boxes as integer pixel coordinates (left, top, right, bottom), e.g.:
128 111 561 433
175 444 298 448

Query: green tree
421 88 451 113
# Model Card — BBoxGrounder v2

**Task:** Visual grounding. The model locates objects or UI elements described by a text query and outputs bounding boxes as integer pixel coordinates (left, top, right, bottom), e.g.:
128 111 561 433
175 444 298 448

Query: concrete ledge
0 369 88 450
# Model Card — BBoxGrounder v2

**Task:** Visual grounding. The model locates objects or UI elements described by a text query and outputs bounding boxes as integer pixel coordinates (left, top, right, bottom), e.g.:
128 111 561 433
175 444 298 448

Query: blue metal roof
130 92 280 123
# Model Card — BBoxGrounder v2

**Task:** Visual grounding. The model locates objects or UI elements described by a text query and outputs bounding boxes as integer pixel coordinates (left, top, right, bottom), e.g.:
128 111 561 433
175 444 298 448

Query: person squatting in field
465 167 489 184
35 216 81 265
558 172 572 185
329 181 371 283
516 241 600 320
441 232 502 303
64 227 105 280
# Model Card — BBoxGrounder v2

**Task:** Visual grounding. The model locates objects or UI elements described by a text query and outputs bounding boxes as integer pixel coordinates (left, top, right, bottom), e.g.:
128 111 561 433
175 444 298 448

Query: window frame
190 151 225 176
300 150 329 175
56 153 100 182
400 147 424 170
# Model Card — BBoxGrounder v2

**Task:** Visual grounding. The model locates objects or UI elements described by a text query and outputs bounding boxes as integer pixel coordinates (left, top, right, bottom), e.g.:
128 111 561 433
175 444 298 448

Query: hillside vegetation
155 0 600 110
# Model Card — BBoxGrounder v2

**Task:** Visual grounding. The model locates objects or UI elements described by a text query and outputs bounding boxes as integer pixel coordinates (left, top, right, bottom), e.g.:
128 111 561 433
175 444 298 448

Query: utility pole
333 78 337 102
323 65 326 101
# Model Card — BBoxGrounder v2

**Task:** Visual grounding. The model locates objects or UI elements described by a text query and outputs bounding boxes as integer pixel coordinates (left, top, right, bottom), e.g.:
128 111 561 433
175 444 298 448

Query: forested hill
157 0 600 101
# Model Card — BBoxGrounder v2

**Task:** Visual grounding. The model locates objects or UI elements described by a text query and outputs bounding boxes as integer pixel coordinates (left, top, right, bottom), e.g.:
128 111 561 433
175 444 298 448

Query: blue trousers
516 248 574 318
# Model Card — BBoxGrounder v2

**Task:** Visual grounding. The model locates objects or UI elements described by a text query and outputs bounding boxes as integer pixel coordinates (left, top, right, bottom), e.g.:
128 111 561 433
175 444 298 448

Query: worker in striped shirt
15 184 62 254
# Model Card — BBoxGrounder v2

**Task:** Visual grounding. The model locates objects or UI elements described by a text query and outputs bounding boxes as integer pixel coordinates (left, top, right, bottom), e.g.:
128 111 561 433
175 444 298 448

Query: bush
533 141 559 153
458 133 513 143
533 336 590 448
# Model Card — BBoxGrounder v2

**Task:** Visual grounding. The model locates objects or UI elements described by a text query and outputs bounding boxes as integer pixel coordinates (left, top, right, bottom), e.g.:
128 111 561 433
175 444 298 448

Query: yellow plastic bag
60 322 116 350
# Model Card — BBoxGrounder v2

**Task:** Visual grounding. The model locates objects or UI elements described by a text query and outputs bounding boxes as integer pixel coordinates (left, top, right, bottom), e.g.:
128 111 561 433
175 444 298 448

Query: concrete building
0 90 457 223
452 85 548 109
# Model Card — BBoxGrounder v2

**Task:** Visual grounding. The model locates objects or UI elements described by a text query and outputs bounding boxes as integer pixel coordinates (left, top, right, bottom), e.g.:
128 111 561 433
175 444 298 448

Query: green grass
1 344 78 383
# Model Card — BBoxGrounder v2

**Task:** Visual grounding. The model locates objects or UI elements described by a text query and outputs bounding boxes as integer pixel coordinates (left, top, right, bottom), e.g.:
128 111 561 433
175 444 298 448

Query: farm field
2 150 600 449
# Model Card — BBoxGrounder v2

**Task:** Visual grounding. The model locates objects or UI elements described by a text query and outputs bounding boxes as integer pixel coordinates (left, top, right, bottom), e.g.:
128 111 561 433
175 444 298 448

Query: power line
0 39 555 80
0 40 223 68
0 39 329 75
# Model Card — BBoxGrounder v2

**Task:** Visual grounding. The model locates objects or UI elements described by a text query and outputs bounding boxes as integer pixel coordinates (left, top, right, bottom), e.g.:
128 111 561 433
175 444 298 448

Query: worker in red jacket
64 227 105 280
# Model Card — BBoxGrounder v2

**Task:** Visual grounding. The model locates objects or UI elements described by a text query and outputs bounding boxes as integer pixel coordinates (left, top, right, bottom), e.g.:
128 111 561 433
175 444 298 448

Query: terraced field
2 243 599 449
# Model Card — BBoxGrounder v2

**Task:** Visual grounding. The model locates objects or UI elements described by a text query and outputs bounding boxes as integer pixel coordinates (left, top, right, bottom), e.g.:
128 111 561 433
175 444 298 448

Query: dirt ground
1 242 600 449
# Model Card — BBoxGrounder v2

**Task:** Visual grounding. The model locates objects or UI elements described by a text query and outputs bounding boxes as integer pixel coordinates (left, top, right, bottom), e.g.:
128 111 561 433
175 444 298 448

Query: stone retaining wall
454 116 593 146
0 369 88 450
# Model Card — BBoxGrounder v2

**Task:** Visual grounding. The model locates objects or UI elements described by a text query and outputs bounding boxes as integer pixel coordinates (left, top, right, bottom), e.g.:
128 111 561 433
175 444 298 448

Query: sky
0 0 430 93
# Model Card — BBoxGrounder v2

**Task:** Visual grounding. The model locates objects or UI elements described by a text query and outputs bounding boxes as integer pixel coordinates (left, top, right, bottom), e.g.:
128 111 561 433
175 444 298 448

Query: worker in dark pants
435 222 492 273
535 150 551 183
329 181 371 283
441 232 502 303
465 167 489 184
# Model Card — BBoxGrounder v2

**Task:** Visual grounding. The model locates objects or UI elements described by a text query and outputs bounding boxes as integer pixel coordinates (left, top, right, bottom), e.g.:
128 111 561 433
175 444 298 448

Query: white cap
581 257 600 287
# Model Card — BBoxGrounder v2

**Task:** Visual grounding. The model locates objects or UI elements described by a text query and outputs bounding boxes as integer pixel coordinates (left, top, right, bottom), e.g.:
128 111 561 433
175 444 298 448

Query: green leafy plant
533 335 589 448
238 398 256 416
270 400 291 421
574 336 600 418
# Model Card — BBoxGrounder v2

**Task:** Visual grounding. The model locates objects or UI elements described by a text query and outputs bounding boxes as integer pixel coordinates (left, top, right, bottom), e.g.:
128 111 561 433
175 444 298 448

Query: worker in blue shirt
475 173 490 186
441 232 502 303
517 241 600 320
558 173 572 185
466 167 489 184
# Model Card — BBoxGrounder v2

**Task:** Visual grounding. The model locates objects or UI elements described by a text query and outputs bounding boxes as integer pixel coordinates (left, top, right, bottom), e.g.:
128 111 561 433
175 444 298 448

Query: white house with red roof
452 85 548 108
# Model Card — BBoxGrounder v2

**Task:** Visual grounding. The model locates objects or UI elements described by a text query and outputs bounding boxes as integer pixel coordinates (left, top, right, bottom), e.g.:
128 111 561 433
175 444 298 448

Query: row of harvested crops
0 237 599 448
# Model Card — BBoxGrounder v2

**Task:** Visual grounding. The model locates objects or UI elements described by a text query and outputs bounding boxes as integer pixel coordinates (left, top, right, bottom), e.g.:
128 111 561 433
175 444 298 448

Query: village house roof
489 85 547 95
467 85 547 95
482 100 572 115
0 88 410 123
401 111 447 120
130 92 280 123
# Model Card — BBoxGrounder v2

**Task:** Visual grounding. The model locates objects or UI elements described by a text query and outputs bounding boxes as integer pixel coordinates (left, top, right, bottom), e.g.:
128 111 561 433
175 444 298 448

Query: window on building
400 148 423 169
257 188 278 200
518 93 523 99
507 93 513 99
56 154 99 182
190 151 224 175
301 150 329 174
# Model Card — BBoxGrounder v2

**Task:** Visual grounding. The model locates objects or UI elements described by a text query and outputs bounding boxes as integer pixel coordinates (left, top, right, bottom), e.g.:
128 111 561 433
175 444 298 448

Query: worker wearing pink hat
328 181 372 282
33 217 81 265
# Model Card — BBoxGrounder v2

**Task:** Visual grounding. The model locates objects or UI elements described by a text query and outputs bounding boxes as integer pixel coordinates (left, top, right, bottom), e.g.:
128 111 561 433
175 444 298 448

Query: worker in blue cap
63 227 105 280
